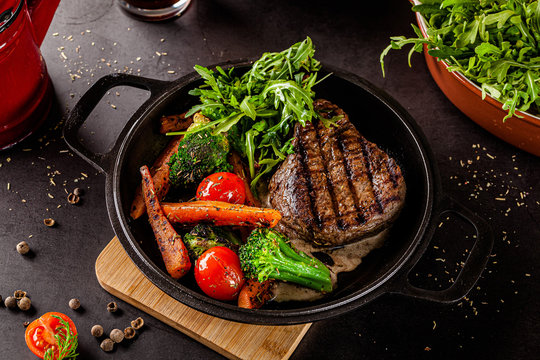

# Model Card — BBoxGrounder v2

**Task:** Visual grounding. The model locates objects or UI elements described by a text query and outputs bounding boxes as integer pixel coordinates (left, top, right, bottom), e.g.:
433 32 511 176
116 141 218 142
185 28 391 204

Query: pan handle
63 73 169 173
389 196 493 303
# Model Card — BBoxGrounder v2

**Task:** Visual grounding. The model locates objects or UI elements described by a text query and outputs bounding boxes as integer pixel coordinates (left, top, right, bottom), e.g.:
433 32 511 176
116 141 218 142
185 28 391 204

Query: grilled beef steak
268 99 406 247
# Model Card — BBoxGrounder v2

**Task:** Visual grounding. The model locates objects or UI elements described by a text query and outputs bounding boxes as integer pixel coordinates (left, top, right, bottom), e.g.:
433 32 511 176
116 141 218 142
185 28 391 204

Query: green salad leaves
168 38 327 190
380 0 540 121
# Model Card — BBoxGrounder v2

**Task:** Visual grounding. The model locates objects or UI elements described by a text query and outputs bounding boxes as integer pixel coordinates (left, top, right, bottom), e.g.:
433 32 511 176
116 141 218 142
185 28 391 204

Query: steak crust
268 99 406 247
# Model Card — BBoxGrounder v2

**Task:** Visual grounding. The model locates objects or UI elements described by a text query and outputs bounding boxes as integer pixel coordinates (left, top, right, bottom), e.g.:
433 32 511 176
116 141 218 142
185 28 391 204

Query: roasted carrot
140 165 191 279
131 114 193 219
228 151 260 207
161 201 281 228
159 112 193 134
238 279 273 309
130 135 184 219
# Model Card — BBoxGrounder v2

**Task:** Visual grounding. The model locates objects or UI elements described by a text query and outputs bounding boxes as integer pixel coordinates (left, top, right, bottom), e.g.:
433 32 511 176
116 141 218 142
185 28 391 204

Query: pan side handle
389 196 494 303
63 73 169 173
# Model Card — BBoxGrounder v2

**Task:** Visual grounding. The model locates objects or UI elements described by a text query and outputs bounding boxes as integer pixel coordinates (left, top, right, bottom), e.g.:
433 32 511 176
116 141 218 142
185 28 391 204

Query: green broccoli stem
263 258 333 293
266 232 332 293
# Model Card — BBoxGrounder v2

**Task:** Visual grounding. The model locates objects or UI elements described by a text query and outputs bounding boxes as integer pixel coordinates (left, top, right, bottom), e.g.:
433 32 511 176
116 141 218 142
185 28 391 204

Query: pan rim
107 61 438 325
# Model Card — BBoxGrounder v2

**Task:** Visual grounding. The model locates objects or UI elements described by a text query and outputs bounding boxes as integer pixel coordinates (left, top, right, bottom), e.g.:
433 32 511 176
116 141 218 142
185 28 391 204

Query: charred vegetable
161 201 282 228
184 224 240 260
239 228 333 293
140 165 191 279
168 125 231 188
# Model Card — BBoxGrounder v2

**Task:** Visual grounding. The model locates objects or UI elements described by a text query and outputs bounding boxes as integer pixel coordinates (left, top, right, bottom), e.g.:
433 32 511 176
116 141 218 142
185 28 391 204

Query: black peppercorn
124 327 136 340
67 193 80 205
131 317 144 330
69 298 80 310
18 296 31 311
100 338 114 352
4 296 17 309
16 241 30 255
91 324 104 337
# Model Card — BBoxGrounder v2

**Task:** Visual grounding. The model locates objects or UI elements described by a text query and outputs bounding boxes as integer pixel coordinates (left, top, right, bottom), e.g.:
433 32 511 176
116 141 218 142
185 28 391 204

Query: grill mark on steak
296 121 339 230
314 122 346 230
335 129 365 225
269 99 406 247
387 158 400 188
296 132 319 229
359 137 384 214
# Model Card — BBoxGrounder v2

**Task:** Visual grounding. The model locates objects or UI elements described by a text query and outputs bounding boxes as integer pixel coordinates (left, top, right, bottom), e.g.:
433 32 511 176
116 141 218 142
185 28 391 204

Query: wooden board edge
95 237 312 360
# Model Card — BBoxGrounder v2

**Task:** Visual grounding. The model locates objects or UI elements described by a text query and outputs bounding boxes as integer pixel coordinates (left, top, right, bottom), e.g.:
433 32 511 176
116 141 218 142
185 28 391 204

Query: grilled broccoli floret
184 224 240 260
239 228 333 293
168 127 231 188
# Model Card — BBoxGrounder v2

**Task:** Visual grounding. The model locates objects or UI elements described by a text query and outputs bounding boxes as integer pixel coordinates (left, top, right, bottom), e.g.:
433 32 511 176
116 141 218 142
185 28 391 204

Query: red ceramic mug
0 0 60 150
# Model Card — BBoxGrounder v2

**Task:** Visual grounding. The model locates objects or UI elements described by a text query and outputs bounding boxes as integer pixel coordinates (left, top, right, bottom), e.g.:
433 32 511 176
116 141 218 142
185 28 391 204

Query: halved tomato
25 312 77 359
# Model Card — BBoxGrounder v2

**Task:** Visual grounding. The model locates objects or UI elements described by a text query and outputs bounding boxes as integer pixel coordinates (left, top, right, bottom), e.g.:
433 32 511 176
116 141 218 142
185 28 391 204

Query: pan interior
116 67 433 316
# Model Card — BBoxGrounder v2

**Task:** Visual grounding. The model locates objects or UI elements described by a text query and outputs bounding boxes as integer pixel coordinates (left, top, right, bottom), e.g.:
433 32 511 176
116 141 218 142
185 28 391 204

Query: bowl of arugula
381 0 540 156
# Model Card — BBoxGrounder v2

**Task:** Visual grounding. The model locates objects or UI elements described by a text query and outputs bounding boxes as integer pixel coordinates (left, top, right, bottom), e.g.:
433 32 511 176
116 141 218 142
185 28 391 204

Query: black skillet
63 61 493 325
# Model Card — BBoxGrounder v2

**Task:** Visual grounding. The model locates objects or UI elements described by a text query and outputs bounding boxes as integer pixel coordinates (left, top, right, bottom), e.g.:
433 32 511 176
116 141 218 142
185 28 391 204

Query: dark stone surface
1 0 539 359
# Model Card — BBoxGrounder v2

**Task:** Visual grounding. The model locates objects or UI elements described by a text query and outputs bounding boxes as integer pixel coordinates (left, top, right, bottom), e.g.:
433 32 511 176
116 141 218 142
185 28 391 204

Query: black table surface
1 0 539 359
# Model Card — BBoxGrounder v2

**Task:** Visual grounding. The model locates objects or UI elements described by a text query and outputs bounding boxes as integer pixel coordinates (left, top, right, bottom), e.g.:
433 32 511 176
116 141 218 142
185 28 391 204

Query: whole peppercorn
14 290 27 300
109 328 124 343
16 241 30 255
124 327 136 340
131 317 144 330
67 193 80 205
73 188 84 196
69 298 81 310
100 338 114 352
18 296 31 311
91 325 104 338
4 296 17 309
106 301 118 313
43 218 56 227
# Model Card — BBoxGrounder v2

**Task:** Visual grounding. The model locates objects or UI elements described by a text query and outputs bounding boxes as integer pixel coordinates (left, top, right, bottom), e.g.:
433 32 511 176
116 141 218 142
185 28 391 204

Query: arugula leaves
171 38 325 191
380 0 540 121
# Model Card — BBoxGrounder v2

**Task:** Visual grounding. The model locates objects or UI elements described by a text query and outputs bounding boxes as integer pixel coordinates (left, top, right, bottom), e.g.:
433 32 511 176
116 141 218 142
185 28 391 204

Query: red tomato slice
195 246 245 301
196 172 246 204
25 312 77 359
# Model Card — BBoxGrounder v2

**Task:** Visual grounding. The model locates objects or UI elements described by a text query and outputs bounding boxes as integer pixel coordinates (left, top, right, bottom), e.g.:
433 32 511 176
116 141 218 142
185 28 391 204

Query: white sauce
271 229 388 302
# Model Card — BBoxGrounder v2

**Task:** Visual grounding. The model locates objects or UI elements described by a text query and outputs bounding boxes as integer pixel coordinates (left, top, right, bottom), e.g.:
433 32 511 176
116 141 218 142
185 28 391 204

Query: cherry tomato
195 246 245 301
25 312 78 359
196 172 246 204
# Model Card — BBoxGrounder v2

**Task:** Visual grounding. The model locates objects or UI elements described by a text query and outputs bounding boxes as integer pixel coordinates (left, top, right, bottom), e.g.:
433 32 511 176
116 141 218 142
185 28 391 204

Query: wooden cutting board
95 237 311 360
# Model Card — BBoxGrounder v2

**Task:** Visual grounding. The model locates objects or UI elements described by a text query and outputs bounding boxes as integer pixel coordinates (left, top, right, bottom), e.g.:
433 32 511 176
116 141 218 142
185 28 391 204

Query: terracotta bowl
414 9 540 156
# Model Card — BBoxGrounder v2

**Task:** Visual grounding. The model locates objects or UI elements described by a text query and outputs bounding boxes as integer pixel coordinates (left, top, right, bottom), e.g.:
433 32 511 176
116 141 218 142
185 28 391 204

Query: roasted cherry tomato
25 312 78 359
196 172 246 204
195 246 245 301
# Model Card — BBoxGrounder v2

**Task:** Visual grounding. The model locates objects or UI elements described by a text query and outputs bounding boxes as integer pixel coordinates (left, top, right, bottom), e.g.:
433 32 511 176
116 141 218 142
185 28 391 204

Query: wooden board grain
95 237 311 360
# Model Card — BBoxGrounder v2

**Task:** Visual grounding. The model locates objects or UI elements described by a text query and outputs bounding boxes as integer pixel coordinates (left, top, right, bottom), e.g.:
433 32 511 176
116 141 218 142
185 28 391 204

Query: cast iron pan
63 61 494 325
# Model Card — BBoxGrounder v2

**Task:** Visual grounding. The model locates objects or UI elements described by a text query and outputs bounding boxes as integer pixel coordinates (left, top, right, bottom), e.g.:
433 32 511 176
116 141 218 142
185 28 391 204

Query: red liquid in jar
0 0 58 150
